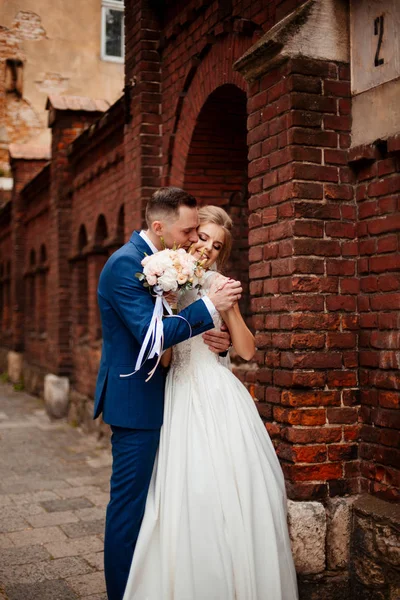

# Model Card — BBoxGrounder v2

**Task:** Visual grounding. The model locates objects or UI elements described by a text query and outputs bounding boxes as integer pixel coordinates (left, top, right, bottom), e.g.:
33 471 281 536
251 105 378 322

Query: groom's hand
203 323 231 354
207 276 242 312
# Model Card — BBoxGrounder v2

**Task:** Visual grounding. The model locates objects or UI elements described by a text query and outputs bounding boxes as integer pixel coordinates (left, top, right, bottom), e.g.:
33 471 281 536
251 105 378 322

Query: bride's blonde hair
198 205 232 269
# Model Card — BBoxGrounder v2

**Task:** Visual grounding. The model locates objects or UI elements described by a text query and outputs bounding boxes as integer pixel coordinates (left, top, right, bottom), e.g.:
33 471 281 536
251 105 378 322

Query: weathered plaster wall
0 1 124 157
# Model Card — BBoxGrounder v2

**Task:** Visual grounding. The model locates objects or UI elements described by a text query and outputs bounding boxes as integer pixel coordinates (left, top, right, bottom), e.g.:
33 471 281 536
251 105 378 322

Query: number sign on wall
350 0 400 95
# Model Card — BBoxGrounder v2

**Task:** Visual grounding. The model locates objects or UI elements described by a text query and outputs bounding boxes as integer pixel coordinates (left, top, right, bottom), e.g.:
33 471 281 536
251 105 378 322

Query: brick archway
169 37 254 386
182 84 250 331
168 34 249 188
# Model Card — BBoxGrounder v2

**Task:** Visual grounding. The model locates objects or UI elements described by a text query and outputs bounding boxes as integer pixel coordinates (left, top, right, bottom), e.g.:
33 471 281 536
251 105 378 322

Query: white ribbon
120 286 192 382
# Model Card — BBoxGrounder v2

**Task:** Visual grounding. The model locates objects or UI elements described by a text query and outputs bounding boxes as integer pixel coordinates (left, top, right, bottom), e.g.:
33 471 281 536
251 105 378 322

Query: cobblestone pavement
0 382 112 600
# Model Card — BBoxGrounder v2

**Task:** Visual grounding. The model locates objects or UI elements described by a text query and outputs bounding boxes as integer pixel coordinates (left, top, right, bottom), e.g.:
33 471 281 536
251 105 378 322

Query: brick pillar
124 0 162 231
9 146 50 352
46 98 106 375
245 57 358 501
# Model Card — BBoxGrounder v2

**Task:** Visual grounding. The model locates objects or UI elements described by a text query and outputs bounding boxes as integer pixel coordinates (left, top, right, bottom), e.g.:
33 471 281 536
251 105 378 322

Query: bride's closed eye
198 233 222 251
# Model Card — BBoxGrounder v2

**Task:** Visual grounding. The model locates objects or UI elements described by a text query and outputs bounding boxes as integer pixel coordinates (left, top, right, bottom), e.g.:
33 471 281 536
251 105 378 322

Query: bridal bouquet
126 248 207 381
137 247 206 303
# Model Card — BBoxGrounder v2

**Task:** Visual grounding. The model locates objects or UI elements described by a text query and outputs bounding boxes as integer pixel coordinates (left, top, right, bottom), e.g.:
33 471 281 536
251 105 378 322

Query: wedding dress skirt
123 283 298 600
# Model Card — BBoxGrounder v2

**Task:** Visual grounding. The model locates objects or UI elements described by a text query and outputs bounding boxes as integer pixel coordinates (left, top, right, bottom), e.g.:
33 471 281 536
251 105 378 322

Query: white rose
158 268 178 292
147 274 157 286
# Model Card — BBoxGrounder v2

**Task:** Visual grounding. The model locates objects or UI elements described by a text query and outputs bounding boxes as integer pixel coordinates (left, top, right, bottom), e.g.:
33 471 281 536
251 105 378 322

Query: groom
94 187 242 600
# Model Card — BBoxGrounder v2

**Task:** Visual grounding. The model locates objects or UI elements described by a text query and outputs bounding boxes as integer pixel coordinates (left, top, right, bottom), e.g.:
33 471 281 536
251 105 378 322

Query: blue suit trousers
104 426 160 600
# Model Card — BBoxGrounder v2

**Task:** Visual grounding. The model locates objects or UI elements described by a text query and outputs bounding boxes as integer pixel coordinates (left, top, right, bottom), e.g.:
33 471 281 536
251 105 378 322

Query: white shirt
139 230 216 317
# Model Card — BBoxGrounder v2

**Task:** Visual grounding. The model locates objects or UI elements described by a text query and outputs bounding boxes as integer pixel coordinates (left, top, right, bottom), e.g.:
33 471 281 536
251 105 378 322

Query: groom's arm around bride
94 186 241 600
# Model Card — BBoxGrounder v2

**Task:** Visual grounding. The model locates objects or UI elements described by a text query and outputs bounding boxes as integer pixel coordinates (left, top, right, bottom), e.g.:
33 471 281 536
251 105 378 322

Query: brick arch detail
168 34 251 187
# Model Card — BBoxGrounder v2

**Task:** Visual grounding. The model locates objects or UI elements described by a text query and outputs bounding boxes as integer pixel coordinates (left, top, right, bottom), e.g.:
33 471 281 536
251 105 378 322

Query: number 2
374 15 384 67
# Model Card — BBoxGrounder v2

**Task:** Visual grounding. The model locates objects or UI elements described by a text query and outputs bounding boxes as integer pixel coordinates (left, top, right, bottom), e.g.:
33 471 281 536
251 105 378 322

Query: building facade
0 0 124 180
0 1 399 597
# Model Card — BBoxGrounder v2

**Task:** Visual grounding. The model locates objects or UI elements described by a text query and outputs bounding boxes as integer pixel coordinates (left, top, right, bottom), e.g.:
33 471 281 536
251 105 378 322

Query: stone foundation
292 494 400 599
22 359 48 396
7 350 23 383
289 497 354 599
351 495 400 600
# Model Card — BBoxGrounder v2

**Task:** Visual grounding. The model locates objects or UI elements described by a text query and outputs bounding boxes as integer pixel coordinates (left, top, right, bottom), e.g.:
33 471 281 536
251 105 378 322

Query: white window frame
101 0 124 63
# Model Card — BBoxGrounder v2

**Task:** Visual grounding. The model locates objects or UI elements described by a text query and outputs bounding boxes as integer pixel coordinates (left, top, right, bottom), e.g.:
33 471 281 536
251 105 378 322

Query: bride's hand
208 276 242 312
209 274 230 292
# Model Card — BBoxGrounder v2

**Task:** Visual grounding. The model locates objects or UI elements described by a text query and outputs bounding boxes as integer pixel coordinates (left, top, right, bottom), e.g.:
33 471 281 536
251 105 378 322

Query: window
101 0 124 63
5 59 23 96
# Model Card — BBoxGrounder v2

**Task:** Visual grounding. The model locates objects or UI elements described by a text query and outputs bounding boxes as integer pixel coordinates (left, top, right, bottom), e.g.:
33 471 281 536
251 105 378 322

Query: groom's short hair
146 187 197 227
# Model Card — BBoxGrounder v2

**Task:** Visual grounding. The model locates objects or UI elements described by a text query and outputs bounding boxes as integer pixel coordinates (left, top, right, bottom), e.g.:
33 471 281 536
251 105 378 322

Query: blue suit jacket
94 231 214 429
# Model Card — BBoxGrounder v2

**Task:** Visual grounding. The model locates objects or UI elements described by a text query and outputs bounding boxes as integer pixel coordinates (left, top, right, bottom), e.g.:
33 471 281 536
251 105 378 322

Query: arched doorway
183 84 250 328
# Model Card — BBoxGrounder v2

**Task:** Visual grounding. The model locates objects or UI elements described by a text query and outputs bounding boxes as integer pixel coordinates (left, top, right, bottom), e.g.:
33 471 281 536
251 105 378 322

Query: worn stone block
287 499 326 574
40 497 93 513
0 516 29 533
45 535 103 558
298 574 350 600
8 526 68 547
5 579 78 600
61 519 105 539
41 556 94 580
82 551 104 571
26 510 79 528
326 496 356 570
7 352 23 384
44 374 70 419
0 545 51 566
66 571 106 596
375 523 400 566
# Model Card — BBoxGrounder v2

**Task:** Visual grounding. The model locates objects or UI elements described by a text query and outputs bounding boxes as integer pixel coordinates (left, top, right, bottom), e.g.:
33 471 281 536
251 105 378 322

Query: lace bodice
171 271 222 378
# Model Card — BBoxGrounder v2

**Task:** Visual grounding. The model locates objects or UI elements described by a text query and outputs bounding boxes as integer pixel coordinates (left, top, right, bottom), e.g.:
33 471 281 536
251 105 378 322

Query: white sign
350 0 400 95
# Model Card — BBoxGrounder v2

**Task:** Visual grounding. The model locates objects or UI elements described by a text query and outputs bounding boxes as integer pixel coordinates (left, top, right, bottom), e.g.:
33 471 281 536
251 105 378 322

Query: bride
123 206 298 600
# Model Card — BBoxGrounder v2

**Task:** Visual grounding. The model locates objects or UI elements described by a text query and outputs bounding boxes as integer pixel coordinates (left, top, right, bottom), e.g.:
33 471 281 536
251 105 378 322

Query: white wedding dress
123 273 298 600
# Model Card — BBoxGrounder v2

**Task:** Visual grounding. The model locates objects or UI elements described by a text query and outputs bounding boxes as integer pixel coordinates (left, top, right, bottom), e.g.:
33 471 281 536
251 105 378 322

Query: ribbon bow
120 286 191 382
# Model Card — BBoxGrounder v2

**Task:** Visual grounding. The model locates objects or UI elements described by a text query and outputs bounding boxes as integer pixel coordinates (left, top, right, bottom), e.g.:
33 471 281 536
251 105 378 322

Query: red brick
327 333 356 349
293 163 338 183
292 181 324 200
324 184 353 200
327 371 357 387
285 463 343 482
378 391 400 409
281 352 342 369
281 390 340 407
291 445 328 463
368 175 400 197
327 407 358 424
288 128 337 148
326 259 355 276
328 444 358 461
326 295 357 312
293 220 324 238
323 80 351 97
290 93 337 114
323 115 351 131
294 238 340 256
274 407 327 426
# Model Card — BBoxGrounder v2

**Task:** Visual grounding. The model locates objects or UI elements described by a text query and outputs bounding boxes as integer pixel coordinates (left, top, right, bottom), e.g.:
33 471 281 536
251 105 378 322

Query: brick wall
21 166 51 370
0 202 11 347
69 100 125 397
10 153 50 353
350 137 400 503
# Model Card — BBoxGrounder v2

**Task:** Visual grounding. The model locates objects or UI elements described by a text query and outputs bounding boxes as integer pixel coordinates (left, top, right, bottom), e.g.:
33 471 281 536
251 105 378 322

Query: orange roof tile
9 144 51 160
46 94 110 113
